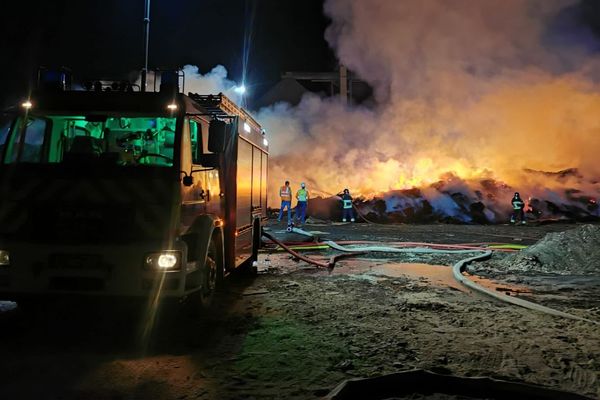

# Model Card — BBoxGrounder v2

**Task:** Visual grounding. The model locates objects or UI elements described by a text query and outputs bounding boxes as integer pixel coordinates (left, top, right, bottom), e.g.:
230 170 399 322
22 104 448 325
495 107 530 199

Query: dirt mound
497 224 600 275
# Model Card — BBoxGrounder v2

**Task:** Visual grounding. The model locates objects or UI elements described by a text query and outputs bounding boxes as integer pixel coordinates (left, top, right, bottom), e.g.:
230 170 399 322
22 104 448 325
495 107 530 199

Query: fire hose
266 240 524 253
267 222 525 251
261 231 366 269
452 251 599 325
324 241 486 255
288 239 599 325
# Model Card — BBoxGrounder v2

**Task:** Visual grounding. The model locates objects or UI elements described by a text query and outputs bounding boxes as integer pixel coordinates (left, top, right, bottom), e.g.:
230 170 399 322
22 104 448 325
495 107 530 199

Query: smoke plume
181 0 600 221
262 0 600 207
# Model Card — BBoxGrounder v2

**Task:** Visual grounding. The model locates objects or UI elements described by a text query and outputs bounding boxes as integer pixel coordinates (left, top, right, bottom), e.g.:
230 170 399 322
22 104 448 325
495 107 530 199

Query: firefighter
510 192 526 224
278 180 292 224
339 188 355 222
295 182 309 225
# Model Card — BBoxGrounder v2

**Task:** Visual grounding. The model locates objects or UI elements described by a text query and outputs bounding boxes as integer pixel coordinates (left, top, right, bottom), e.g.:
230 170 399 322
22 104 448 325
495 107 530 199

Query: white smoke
182 65 243 102
179 0 600 218
258 0 600 204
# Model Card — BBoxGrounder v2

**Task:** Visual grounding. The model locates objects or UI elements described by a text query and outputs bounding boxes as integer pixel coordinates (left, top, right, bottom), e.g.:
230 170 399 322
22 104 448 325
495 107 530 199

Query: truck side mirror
208 120 227 153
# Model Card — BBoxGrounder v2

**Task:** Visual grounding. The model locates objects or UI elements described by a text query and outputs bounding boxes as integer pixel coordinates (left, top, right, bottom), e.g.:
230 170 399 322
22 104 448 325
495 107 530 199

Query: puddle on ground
332 261 465 290
259 254 530 295
333 260 532 294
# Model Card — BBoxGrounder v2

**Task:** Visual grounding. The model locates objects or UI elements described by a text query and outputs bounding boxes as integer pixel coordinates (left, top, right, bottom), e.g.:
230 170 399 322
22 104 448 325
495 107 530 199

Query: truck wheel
199 239 218 308
185 238 219 315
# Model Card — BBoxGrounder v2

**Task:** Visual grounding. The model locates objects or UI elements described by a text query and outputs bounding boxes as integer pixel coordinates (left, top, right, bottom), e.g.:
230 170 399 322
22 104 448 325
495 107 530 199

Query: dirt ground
0 222 599 399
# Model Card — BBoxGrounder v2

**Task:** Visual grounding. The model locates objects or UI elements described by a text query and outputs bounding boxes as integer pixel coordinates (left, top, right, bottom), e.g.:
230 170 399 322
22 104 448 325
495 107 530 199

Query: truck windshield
1 114 177 167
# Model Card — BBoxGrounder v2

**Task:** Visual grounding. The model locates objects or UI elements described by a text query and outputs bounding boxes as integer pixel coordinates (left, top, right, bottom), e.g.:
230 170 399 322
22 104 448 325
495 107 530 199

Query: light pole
141 0 151 92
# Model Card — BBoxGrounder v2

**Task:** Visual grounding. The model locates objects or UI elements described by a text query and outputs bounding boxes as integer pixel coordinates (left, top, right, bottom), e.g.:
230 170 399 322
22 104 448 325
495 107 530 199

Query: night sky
0 0 334 108
1 0 600 109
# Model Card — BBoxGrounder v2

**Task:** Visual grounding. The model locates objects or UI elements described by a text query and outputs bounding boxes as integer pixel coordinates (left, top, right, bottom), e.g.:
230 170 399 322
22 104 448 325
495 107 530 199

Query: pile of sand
497 224 600 275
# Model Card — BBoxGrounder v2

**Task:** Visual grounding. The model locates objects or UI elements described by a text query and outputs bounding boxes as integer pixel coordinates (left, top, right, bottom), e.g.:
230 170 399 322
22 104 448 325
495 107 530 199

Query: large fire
180 1 600 223
256 0 600 222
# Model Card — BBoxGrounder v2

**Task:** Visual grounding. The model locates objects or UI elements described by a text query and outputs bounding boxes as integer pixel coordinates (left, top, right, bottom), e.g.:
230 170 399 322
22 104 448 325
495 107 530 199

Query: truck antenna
141 0 151 92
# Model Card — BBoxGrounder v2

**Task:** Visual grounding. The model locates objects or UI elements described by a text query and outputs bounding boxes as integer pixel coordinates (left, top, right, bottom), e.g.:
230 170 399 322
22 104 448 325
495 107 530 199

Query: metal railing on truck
187 93 261 131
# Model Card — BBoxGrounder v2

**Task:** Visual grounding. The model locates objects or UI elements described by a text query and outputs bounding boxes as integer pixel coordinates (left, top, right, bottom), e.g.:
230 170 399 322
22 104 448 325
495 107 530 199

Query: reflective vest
342 194 353 209
297 189 308 202
280 186 291 201
512 199 524 210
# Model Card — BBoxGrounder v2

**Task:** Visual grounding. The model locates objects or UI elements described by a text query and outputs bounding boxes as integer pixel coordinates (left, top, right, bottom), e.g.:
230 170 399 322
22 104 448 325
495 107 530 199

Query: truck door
191 119 221 217
181 118 206 231
251 146 263 221
235 138 253 266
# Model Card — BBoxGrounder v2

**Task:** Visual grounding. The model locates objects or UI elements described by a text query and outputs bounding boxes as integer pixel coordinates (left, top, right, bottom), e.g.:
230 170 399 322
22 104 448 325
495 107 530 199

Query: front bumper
0 240 192 299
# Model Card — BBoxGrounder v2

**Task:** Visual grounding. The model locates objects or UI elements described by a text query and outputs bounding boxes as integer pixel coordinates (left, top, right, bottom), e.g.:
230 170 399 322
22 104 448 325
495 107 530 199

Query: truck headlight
0 250 9 266
144 251 181 271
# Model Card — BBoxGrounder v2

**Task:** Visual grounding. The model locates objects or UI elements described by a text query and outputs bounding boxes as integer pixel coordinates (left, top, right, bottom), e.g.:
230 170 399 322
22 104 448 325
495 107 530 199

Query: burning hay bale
303 176 599 224
497 224 600 275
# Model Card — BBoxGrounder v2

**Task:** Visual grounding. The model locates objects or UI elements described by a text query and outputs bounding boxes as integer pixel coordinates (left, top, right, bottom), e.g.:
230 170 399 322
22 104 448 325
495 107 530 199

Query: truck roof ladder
188 92 261 131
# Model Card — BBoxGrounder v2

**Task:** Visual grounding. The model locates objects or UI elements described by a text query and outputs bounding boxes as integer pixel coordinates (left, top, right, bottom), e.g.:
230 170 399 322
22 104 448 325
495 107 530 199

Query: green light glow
2 115 177 167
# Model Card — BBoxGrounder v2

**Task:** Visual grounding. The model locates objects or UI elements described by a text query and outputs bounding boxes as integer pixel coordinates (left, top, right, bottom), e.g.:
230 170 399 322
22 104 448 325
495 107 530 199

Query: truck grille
32 205 137 243
49 277 105 291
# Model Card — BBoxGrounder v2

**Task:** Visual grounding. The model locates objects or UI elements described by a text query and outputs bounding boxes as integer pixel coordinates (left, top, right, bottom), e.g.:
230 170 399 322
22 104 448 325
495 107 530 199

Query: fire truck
0 69 268 309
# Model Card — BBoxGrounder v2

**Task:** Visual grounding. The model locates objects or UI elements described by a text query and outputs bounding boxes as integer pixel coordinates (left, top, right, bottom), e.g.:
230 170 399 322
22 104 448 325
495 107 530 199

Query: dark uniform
340 189 355 222
511 192 526 224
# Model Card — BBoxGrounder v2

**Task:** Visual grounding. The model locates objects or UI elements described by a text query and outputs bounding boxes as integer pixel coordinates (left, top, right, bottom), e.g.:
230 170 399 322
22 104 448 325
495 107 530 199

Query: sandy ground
0 222 598 399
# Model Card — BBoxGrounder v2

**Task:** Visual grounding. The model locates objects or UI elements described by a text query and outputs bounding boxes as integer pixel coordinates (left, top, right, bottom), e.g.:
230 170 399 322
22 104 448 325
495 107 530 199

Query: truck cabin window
1 115 177 167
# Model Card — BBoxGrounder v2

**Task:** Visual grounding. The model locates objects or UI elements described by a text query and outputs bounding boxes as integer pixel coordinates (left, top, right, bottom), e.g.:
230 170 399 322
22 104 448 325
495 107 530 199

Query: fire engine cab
0 69 268 309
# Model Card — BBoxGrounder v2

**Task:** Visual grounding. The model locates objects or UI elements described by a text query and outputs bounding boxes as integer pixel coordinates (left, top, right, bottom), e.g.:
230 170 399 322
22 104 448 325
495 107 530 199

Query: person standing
295 182 309 225
339 188 355 222
278 180 292 224
510 192 526 224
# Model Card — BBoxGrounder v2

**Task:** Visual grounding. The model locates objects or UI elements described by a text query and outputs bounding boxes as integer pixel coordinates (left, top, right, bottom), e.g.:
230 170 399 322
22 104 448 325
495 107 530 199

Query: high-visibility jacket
341 194 353 209
280 186 291 201
512 198 524 210
296 188 308 202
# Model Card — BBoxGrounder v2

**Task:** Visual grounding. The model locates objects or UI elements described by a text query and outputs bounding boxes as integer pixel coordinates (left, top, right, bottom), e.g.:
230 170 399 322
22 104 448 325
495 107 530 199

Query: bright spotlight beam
234 84 247 95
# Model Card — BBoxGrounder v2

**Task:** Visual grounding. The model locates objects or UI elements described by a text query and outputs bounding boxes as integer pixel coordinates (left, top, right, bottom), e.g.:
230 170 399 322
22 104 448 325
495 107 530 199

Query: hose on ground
264 243 519 255
325 241 484 255
264 240 521 253
324 240 599 325
452 251 599 325
264 232 598 324
289 227 316 239
262 231 365 269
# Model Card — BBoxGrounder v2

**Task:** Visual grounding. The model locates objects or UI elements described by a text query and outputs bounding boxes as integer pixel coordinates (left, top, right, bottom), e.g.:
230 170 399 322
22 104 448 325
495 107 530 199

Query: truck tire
199 238 218 308
185 237 220 315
